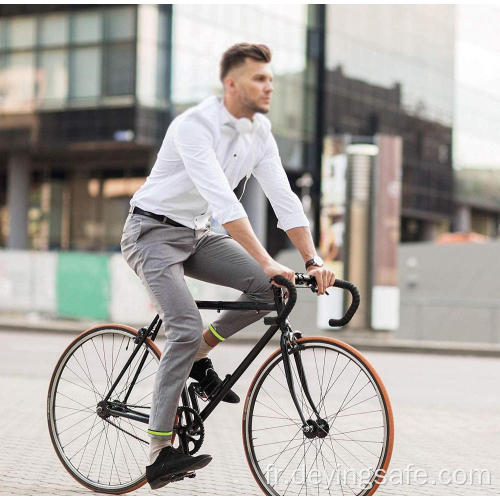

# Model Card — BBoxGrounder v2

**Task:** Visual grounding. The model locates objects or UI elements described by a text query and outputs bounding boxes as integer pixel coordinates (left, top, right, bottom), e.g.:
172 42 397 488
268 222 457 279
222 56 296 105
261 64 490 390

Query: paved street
0 328 499 496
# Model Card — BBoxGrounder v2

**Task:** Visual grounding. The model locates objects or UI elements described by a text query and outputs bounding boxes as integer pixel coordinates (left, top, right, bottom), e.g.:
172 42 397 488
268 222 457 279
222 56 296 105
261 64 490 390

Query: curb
1 318 500 358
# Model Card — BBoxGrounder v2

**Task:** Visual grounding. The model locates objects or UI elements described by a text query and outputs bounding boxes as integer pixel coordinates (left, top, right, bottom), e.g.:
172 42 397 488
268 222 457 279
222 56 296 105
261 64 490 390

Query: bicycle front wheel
242 337 394 496
47 324 161 494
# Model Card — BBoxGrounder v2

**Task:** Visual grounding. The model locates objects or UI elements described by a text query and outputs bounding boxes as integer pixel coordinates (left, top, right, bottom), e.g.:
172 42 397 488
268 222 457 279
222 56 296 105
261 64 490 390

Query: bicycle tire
242 337 394 496
47 324 161 494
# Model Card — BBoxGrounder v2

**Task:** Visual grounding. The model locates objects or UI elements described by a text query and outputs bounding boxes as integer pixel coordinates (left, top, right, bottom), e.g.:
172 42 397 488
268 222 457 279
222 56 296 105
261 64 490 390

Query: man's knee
246 276 274 303
163 312 203 344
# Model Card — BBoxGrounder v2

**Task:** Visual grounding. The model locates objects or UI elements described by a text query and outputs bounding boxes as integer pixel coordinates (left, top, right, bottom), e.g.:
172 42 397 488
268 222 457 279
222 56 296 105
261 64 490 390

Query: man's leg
122 217 211 483
185 231 275 345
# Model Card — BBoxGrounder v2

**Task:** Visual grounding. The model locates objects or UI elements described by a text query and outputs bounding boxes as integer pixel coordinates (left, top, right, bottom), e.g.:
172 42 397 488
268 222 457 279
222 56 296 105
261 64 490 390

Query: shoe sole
222 396 240 404
148 456 212 490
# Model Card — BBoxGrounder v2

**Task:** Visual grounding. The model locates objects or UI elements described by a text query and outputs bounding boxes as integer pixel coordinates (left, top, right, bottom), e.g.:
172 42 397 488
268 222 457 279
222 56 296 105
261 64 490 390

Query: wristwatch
305 254 324 271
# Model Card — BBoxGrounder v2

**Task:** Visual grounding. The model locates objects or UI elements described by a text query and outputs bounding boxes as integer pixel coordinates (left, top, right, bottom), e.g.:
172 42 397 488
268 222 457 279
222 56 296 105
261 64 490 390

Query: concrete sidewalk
2 313 500 358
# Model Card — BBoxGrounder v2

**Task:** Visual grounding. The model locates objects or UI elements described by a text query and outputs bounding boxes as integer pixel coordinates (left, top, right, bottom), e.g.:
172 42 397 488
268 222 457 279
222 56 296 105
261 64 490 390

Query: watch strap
305 257 322 270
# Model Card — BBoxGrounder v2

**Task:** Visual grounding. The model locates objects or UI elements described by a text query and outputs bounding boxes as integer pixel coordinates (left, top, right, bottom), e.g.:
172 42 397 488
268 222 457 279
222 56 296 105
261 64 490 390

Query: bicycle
47 274 394 495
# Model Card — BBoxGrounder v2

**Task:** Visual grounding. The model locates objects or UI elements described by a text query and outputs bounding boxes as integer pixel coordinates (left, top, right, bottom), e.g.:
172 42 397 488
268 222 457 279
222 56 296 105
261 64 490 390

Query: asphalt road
0 329 499 496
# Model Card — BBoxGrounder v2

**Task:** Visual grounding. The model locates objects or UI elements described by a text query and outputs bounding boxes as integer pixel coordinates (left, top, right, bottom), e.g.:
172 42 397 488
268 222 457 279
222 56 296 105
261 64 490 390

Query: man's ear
224 76 237 94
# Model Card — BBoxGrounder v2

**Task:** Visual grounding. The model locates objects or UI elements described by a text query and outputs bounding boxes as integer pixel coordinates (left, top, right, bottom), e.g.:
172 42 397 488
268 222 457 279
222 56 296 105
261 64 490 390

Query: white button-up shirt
130 96 310 231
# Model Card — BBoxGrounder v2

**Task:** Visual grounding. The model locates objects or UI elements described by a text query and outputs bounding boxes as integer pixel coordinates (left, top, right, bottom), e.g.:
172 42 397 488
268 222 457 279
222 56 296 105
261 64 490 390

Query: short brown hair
220 43 271 81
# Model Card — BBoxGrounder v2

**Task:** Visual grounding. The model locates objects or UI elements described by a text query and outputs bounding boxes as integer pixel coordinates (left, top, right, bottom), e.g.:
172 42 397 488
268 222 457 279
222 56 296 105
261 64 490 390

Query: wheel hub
96 401 111 419
302 418 329 439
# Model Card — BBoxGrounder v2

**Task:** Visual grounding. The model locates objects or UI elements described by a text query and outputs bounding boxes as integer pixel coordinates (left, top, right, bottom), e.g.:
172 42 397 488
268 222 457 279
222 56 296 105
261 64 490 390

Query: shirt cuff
277 212 310 231
213 201 248 225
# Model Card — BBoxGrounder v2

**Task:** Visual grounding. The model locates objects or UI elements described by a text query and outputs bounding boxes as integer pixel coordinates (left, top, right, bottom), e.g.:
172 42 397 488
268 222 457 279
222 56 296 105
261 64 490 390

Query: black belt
132 207 187 228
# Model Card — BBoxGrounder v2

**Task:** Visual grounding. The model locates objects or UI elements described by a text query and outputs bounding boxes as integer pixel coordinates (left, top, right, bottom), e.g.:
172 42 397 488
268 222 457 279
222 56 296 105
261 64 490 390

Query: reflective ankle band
208 324 225 342
148 429 173 437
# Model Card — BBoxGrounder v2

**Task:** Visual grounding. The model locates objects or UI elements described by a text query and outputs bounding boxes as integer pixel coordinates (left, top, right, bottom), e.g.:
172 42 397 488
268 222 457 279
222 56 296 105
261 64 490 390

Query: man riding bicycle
121 42 335 490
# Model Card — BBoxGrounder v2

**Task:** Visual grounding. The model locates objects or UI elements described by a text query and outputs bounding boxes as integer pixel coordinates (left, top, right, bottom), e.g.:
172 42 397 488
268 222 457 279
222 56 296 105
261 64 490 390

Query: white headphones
235 117 254 135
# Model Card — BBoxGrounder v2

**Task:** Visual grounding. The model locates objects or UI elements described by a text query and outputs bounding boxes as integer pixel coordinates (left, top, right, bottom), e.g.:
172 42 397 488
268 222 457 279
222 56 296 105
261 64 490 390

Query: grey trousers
121 213 273 437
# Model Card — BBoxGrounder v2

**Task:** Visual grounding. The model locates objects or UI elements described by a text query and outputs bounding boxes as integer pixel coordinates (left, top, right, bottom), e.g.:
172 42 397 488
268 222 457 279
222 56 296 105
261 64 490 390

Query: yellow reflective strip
148 429 172 437
208 324 225 342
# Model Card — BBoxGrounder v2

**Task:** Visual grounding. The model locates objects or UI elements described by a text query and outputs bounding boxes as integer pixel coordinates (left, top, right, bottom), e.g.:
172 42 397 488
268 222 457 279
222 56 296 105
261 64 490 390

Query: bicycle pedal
192 383 209 401
170 471 196 482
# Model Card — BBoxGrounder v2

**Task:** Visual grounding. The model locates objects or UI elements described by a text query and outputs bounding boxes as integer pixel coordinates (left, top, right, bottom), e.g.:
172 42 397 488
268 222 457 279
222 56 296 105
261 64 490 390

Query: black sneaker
146 446 212 490
189 357 240 404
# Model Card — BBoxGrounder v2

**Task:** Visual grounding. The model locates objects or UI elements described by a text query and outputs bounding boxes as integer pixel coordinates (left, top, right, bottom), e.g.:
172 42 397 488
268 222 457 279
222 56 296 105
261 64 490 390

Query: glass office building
0 4 319 252
324 5 455 241
0 5 171 250
0 4 497 251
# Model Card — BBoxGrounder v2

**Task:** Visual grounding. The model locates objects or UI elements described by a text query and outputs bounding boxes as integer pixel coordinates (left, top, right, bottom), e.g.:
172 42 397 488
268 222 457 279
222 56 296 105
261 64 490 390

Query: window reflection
171 4 310 167
70 47 101 99
104 43 135 96
7 16 36 49
39 49 68 103
326 5 454 126
39 14 69 47
72 11 102 44
105 7 135 41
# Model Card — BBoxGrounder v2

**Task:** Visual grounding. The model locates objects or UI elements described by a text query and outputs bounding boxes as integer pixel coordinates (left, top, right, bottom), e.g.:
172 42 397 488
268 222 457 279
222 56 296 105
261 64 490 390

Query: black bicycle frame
103 295 285 425
103 275 360 428
104 292 311 425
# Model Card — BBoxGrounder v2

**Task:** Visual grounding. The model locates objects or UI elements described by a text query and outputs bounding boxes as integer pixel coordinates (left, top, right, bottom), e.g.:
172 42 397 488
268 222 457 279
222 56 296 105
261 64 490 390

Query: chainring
173 406 204 455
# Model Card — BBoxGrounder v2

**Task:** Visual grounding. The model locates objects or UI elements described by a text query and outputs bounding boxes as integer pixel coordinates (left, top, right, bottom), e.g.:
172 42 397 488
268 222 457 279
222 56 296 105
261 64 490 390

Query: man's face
226 58 274 114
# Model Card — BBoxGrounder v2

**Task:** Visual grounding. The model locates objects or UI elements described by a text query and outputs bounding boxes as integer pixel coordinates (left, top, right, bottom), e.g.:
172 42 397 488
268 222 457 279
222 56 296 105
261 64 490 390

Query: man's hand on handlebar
307 266 335 295
263 260 295 289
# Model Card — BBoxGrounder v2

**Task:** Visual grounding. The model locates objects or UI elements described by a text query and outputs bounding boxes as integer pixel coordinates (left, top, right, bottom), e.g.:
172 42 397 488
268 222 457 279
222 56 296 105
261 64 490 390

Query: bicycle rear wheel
47 324 161 494
243 337 394 496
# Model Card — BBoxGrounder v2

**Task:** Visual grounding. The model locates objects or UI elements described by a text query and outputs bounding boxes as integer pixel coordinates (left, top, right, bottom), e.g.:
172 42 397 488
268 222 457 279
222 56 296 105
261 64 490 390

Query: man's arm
286 227 335 295
252 134 335 294
223 217 295 284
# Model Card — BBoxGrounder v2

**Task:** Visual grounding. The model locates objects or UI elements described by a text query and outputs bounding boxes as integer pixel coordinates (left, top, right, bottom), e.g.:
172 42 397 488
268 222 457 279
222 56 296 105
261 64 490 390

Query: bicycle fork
280 330 330 439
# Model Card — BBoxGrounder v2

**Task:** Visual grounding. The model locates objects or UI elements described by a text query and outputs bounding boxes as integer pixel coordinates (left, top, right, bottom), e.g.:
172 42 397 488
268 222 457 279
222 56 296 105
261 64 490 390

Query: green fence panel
56 252 110 320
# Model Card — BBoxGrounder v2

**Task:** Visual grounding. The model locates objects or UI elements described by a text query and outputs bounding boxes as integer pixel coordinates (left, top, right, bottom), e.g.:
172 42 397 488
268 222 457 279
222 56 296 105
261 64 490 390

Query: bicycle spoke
79 342 104 399
67 420 106 461
68 352 101 402
245 340 391 496
253 436 305 448
330 424 381 456
252 422 298 432
57 411 96 436
49 328 159 492
254 399 301 426
333 394 378 415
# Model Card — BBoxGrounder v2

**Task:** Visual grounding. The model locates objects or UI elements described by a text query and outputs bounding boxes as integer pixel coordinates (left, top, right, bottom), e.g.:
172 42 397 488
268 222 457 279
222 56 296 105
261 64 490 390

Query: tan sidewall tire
242 336 394 496
47 324 161 495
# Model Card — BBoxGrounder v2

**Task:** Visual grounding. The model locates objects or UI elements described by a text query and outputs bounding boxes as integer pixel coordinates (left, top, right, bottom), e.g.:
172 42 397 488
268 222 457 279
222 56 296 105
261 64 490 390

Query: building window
39 49 68 103
2 51 36 110
0 7 138 113
105 7 135 41
6 16 36 50
72 11 102 44
0 19 7 50
103 43 135 96
39 13 69 47
69 47 101 99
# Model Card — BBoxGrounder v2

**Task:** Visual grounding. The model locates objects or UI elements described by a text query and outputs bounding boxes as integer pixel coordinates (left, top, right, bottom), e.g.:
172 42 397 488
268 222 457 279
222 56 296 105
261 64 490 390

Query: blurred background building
0 4 499 253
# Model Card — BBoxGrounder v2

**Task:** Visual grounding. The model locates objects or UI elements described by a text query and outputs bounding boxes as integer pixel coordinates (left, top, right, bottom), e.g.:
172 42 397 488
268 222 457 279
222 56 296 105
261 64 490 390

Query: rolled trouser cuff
148 429 173 437
208 323 225 342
